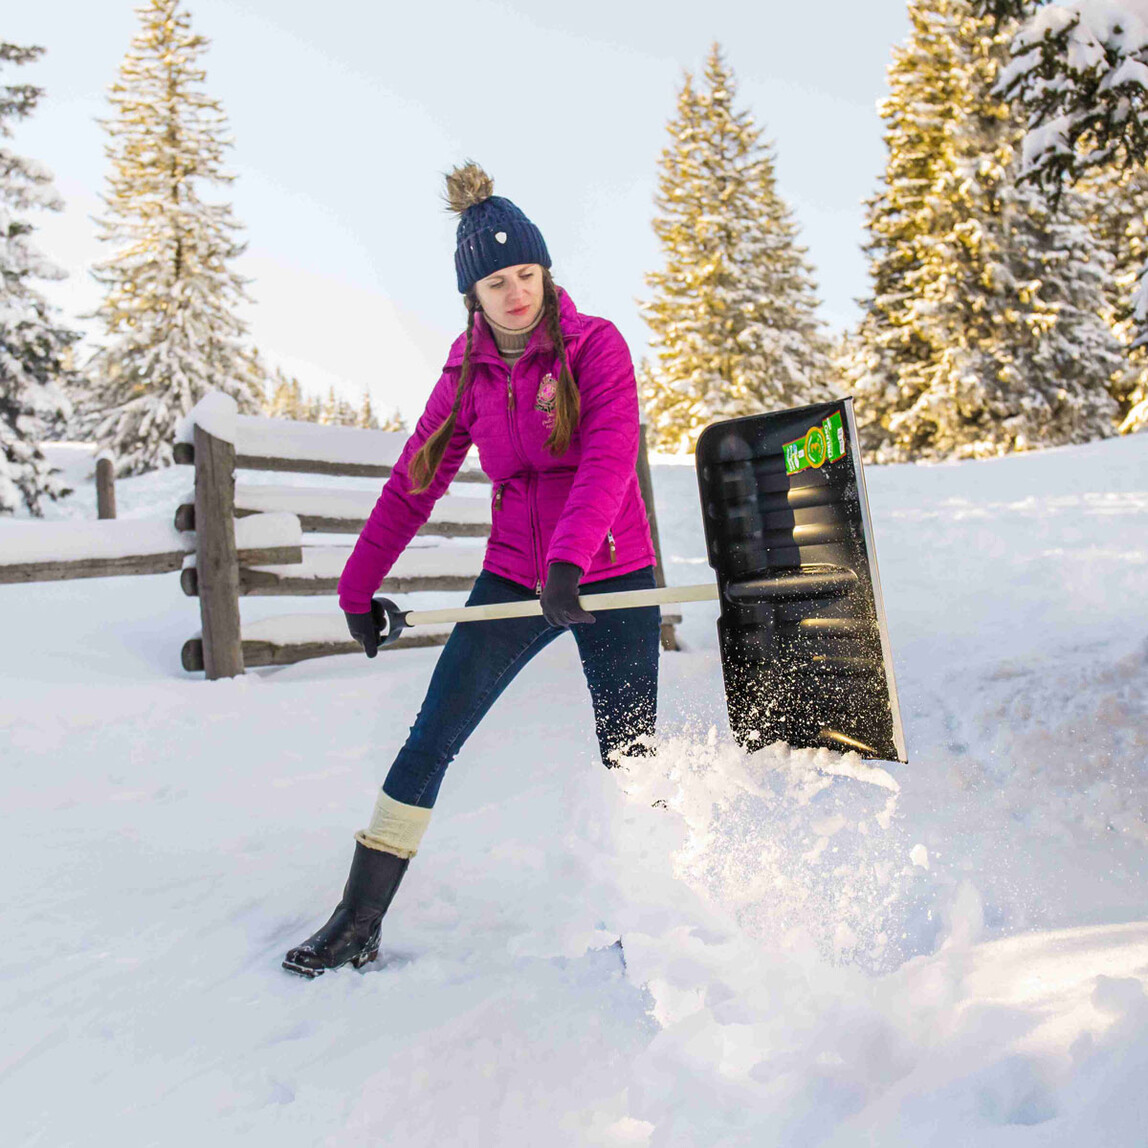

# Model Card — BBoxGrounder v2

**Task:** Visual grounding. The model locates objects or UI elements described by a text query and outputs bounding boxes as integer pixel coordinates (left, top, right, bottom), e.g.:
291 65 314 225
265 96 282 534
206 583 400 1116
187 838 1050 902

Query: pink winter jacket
337 287 656 613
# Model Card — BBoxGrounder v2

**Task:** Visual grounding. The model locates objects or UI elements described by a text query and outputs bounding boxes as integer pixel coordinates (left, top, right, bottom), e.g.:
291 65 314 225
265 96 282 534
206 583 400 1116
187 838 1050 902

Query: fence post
95 452 116 520
635 423 679 651
193 423 244 679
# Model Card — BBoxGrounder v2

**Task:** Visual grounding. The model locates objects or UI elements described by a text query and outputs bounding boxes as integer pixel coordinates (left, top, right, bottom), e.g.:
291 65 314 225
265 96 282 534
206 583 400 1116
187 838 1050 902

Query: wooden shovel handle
404 583 718 628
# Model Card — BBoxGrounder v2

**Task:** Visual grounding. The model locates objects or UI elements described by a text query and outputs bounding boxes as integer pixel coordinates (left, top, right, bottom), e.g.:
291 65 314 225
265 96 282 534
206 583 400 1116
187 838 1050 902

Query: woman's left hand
540 562 596 628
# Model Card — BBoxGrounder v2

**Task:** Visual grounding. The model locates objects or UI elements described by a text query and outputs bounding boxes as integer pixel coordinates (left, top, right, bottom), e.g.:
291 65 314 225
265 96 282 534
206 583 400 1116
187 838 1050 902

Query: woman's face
474 263 544 330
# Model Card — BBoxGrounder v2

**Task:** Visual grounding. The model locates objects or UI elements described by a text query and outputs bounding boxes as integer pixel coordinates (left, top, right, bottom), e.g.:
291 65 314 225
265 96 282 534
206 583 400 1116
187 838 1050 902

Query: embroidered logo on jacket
534 373 558 428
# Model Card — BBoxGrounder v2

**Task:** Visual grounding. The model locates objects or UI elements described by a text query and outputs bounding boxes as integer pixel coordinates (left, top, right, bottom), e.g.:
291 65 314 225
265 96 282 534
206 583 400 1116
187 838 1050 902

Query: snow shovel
370 398 906 764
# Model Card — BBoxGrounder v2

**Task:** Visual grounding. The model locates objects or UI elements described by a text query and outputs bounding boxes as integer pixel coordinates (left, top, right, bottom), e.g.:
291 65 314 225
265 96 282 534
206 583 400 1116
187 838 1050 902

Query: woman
283 163 660 978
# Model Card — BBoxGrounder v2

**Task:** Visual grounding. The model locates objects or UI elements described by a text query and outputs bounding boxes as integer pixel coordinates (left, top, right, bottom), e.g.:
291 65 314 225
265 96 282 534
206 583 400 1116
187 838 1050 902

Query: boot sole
281 947 379 978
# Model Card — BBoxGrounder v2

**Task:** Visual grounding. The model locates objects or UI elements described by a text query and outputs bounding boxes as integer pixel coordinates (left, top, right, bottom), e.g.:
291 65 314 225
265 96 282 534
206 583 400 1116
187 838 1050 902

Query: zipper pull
535 579 542 596
607 530 617 564
506 370 515 410
494 484 503 511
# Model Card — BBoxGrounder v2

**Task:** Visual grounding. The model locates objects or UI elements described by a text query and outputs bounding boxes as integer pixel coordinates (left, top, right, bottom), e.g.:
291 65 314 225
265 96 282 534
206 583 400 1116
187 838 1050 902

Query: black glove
540 561 596 628
344 601 385 658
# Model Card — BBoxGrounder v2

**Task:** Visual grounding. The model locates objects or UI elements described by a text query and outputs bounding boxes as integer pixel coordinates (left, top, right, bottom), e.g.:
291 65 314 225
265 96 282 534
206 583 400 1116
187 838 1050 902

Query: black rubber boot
282 841 409 978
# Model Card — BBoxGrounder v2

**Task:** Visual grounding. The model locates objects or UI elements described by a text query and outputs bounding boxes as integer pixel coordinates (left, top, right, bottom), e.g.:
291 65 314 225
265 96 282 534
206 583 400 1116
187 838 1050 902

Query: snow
233 411 404 463
176 390 238 446
240 613 453 647
232 511 302 552
248 542 483 581
0 510 300 566
2 435 1148 1144
175 392 486 481
0 517 189 564
232 484 491 527
231 412 485 480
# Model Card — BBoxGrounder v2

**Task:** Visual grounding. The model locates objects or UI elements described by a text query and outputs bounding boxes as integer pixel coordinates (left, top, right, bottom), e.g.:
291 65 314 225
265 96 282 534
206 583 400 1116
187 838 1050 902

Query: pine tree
0 43 80 515
1085 165 1148 433
83 0 265 475
379 408 406 432
639 44 835 453
849 0 1122 461
263 366 299 419
357 387 378 430
317 385 360 427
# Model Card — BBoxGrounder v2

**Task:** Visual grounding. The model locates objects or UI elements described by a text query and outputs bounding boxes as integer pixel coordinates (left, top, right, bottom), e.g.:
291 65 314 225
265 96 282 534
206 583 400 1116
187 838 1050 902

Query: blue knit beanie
445 162 551 294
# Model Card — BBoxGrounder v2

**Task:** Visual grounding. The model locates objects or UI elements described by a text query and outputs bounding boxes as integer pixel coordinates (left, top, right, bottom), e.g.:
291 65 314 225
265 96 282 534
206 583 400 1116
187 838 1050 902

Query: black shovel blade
695 398 906 763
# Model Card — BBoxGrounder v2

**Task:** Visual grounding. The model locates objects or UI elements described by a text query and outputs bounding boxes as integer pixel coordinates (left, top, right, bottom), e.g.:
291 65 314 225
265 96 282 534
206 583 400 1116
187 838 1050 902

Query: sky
6 0 912 422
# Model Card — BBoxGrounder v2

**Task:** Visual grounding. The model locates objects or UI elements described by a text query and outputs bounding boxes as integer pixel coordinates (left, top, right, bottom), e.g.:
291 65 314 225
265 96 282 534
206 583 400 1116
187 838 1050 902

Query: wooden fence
0 397 680 676
175 397 679 678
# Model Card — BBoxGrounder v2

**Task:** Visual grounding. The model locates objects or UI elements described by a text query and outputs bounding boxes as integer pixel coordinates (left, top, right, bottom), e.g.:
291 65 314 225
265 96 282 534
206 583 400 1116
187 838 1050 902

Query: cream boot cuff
355 790 432 859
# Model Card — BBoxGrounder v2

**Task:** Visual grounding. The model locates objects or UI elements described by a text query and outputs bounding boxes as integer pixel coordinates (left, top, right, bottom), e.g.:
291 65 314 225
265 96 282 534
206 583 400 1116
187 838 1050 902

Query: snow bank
2 435 1147 1144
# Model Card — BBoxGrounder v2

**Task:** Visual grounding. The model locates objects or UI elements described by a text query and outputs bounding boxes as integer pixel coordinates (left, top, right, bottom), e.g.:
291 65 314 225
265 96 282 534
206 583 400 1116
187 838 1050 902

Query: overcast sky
7 0 911 421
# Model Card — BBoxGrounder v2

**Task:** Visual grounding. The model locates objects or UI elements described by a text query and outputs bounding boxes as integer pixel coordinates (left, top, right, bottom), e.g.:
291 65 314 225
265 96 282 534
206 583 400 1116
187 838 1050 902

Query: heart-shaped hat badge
494 231 507 244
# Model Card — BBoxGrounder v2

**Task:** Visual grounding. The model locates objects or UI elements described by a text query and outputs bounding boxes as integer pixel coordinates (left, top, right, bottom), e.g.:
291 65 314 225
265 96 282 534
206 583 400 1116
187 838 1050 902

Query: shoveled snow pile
1 434 1146 1145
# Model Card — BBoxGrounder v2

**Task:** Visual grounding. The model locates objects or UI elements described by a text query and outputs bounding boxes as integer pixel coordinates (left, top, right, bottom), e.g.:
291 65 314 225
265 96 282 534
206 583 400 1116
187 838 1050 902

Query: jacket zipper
503 364 542 592
494 483 504 511
607 529 617 564
529 471 542 595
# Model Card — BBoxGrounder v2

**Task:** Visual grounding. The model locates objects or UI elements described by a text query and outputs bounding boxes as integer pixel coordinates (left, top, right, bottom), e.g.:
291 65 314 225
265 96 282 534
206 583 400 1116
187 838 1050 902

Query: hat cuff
456 222 551 293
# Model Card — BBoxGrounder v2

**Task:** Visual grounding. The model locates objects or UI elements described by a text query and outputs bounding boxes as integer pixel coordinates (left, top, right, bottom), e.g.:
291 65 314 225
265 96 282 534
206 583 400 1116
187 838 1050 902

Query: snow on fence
175 391 679 678
171 410 490 481
0 513 302 584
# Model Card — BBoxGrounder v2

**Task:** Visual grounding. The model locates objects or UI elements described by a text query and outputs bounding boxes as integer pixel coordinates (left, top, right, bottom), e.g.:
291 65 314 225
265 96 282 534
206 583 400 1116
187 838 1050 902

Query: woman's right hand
345 609 381 658
541 561 596 628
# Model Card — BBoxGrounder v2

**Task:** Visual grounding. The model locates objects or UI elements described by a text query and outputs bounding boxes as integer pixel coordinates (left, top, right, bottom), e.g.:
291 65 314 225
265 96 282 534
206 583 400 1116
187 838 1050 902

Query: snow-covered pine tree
639 44 834 453
317 386 361 427
354 388 406 431
376 406 407 432
1086 164 1148 432
971 0 1148 430
83 0 265 474
263 366 299 419
849 0 1122 461
0 42 80 515
357 388 378 430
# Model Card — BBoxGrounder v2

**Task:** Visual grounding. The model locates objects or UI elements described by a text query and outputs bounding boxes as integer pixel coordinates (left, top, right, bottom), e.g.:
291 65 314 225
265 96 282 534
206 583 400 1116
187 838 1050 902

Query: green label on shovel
784 411 846 475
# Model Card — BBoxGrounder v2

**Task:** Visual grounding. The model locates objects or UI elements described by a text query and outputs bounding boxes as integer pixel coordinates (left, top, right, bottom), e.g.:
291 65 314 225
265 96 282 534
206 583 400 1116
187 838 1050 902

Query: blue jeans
382 566 660 808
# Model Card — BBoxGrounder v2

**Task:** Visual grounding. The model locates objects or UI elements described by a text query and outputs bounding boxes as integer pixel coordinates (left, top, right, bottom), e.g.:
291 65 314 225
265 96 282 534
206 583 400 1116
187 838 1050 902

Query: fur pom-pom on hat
444 161 551 294
444 161 495 216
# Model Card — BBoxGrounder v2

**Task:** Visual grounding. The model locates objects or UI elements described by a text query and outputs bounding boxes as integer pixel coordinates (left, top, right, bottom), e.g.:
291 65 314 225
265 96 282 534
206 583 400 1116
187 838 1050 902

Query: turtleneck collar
483 307 545 365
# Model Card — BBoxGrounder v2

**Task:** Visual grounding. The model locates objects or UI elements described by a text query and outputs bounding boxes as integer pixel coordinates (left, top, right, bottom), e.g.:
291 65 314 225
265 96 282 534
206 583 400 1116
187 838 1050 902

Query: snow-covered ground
2 436 1147 1146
